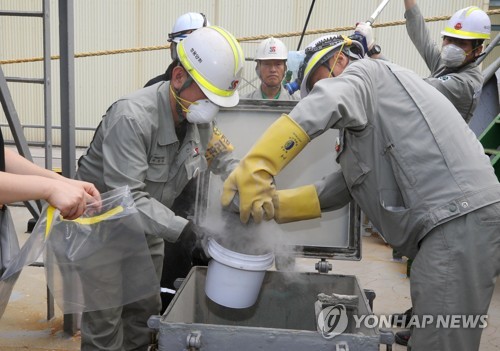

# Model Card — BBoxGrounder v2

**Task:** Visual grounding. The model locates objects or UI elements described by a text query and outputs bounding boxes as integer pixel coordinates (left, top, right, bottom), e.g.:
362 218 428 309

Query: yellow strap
205 126 235 163
45 205 125 239
443 27 490 40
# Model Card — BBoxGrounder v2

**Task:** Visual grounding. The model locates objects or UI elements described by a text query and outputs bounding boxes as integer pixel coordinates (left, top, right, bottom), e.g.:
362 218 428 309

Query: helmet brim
200 84 240 108
440 30 490 40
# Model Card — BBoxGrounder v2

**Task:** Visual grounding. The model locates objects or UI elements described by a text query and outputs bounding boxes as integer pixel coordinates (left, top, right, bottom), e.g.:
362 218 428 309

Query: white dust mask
441 44 466 68
186 99 220 124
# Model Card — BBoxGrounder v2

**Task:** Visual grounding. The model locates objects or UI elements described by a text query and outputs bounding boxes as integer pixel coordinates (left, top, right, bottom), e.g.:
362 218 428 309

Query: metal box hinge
186 331 202 350
315 258 332 273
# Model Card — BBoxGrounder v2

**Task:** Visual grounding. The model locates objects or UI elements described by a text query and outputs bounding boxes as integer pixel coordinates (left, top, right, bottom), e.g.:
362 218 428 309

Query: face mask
441 44 466 68
186 99 219 124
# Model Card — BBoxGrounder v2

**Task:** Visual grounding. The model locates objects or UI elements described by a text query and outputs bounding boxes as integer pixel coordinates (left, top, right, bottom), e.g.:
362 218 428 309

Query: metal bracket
186 331 202 350
379 328 395 350
335 341 349 351
147 315 161 330
315 258 332 273
363 288 376 312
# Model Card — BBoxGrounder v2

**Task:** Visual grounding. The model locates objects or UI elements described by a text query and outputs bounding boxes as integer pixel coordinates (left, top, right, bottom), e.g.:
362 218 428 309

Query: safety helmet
176 26 244 108
255 37 288 61
168 12 209 43
298 35 364 98
441 6 491 40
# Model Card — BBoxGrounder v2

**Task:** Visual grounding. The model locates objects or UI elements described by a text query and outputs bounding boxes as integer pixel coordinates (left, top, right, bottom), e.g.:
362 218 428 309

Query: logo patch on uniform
284 140 295 150
438 75 451 81
150 155 166 165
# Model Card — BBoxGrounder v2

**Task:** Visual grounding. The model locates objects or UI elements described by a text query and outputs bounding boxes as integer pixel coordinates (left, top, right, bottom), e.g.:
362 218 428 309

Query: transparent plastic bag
0 186 159 316
0 206 21 318
44 186 160 313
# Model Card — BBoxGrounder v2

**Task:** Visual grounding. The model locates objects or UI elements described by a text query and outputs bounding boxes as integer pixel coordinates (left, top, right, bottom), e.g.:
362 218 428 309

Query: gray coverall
288 58 500 351
75 81 237 351
405 4 484 122
242 85 300 100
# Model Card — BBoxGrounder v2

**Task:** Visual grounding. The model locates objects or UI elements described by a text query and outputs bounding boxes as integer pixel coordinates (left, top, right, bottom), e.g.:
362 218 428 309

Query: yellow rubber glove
273 185 321 224
221 114 310 223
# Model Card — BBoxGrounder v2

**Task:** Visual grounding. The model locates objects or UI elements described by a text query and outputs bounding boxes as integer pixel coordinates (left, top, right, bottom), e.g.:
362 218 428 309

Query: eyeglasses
168 13 208 42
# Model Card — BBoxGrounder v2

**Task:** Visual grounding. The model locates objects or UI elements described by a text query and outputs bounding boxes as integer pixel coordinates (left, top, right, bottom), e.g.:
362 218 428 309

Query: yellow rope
1 9 499 66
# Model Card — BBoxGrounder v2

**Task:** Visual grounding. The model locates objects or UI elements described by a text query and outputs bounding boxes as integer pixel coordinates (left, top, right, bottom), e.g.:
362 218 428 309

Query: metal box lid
195 99 361 261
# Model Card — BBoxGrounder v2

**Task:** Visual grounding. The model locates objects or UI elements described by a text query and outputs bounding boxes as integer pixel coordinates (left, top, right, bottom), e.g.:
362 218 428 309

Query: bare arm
404 0 416 11
1 149 100 219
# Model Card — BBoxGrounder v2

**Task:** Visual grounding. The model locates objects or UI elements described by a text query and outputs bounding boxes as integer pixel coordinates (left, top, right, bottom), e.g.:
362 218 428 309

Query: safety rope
1 9 499 66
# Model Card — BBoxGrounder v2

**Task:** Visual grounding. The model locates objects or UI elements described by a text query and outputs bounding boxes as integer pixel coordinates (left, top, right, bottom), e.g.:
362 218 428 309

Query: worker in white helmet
357 2 490 122
144 12 227 314
145 12 209 86
221 34 500 351
243 37 300 100
76 26 243 351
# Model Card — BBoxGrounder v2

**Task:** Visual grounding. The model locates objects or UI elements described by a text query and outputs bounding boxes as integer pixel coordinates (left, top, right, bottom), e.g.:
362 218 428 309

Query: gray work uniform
75 81 237 351
405 4 483 122
242 85 300 100
288 58 500 351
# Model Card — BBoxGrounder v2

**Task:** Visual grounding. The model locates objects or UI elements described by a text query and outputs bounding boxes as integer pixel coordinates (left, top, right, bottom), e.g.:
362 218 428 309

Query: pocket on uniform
184 156 207 181
339 148 371 189
473 202 500 226
145 163 169 182
384 143 417 187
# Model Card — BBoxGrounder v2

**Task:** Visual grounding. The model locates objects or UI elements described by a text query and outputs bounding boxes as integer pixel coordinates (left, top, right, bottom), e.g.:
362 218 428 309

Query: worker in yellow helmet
222 33 500 351
76 26 243 351
357 3 493 346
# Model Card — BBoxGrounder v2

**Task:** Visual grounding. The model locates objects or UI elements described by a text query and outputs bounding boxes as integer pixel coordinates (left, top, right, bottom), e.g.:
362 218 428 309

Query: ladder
478 113 500 180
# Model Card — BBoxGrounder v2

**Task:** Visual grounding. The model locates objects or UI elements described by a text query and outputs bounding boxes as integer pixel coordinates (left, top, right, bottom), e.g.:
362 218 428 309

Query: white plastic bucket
205 238 274 309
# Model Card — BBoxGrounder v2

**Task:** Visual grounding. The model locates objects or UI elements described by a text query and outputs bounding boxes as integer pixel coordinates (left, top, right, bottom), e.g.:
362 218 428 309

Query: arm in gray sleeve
424 75 476 122
289 60 373 139
101 114 187 242
314 170 352 211
404 4 442 73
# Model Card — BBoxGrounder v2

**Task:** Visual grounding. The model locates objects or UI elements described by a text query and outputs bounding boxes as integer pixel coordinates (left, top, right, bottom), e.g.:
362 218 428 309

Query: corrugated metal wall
0 0 495 147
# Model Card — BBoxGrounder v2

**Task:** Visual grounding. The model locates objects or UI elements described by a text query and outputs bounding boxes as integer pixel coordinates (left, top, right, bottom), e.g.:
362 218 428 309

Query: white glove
355 22 375 50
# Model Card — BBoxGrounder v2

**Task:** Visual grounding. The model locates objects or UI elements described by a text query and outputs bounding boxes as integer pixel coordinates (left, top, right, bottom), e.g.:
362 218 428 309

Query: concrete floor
0 205 499 350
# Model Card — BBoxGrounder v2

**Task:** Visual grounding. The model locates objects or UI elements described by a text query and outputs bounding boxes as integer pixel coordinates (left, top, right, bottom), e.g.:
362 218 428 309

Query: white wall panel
0 0 495 148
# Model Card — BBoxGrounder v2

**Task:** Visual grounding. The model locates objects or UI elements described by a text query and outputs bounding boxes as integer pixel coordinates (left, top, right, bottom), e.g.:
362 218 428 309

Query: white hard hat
255 37 288 61
177 26 244 108
298 35 364 98
441 6 491 40
168 12 209 43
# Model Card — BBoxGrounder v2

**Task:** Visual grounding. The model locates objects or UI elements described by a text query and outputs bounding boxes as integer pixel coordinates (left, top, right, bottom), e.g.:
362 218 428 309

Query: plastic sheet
0 186 159 316
44 186 159 313
0 206 21 318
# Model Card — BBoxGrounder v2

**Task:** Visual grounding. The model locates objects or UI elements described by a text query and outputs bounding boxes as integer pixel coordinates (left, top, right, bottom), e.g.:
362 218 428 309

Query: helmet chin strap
171 75 194 122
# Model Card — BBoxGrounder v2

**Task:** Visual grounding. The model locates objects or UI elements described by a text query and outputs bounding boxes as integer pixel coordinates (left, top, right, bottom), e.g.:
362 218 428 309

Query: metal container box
149 267 390 351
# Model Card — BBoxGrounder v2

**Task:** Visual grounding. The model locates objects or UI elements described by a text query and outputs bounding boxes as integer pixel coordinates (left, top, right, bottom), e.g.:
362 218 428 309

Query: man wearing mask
243 37 300 100
356 3 490 122
144 11 226 314
75 26 243 351
222 34 500 351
